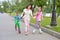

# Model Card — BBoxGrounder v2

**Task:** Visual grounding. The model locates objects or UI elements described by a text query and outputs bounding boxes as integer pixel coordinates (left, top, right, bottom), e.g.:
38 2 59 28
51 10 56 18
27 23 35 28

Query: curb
10 14 60 39
30 23 60 39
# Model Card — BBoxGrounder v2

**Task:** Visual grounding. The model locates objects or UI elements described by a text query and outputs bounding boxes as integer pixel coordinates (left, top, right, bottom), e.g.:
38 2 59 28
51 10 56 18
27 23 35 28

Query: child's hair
38 6 42 12
38 5 42 8
16 11 19 16
38 5 42 9
16 11 18 14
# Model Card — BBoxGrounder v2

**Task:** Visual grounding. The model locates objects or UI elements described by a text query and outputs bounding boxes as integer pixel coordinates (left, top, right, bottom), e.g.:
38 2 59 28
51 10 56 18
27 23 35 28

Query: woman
22 4 33 35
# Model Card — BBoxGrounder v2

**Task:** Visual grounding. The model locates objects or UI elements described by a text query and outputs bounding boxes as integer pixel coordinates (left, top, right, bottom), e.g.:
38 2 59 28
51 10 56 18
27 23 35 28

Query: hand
33 17 36 19
33 16 36 19
39 19 41 21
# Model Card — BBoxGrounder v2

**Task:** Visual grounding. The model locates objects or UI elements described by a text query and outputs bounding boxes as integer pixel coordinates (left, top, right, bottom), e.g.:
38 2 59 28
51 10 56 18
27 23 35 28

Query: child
33 6 43 34
14 12 22 34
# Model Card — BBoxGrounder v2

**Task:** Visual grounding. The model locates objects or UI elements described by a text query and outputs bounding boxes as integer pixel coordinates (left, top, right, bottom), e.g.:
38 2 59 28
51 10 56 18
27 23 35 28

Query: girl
33 6 43 34
22 4 33 35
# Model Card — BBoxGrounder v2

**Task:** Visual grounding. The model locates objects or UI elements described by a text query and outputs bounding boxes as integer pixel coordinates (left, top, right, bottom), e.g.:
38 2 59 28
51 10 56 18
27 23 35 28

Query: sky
0 0 21 3
0 0 14 5
0 0 11 1
0 0 21 5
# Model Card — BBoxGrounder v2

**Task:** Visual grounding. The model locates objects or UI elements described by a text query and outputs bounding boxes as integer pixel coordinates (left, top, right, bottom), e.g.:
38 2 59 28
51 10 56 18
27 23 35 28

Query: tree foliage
34 0 47 7
17 0 33 12
2 0 60 14
56 0 60 14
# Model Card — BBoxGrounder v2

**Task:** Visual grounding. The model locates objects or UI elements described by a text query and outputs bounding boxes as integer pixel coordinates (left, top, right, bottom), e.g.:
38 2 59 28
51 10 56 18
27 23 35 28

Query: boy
14 12 22 34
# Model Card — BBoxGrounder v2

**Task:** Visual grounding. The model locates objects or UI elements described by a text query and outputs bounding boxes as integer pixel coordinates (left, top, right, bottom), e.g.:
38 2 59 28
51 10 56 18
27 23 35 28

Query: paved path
0 13 60 40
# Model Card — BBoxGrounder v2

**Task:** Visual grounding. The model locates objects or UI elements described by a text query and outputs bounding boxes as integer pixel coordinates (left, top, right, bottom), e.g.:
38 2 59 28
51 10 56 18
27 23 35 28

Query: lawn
31 17 60 33
10 12 16 16
11 13 60 33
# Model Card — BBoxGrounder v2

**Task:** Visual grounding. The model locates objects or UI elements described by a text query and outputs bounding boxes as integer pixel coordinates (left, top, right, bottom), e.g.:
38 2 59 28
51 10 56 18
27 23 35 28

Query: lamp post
50 0 57 26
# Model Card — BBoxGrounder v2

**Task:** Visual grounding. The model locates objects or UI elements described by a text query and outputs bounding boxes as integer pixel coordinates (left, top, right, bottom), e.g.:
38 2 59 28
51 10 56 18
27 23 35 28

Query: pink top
36 11 42 21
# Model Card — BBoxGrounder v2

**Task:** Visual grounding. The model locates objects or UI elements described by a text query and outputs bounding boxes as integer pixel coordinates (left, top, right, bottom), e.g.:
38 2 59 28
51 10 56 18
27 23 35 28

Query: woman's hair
26 4 32 9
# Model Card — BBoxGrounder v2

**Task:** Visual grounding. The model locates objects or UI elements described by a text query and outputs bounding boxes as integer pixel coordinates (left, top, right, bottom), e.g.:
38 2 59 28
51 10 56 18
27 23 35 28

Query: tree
34 0 47 7
0 5 2 12
56 0 60 16
2 1 10 13
18 0 33 12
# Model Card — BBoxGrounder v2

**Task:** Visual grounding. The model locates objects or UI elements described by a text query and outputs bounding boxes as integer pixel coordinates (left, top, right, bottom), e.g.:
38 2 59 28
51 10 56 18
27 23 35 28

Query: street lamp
50 0 57 26
46 1 48 5
1 5 4 13
1 6 4 8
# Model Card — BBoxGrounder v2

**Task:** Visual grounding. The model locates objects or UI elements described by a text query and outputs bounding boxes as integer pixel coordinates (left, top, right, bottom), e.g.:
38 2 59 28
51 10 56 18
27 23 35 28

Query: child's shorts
34 21 41 29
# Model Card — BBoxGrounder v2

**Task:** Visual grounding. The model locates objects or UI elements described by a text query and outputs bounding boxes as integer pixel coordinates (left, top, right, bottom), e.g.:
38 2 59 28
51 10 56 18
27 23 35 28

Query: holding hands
33 15 36 19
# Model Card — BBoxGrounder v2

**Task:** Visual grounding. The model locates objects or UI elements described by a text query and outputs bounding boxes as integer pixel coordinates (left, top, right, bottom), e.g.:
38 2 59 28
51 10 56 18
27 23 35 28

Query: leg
33 29 36 34
33 21 38 33
15 24 17 31
38 21 42 34
26 20 29 33
24 19 29 35
15 21 17 31
36 21 39 29
17 22 21 34
38 21 41 28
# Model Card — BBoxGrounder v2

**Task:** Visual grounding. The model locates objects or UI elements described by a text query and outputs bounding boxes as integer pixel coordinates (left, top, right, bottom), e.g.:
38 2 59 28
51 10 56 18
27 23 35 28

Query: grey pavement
0 13 60 40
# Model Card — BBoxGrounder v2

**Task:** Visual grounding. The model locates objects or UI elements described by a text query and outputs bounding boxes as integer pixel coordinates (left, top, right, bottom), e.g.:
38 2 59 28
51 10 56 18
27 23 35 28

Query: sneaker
18 31 21 34
39 29 42 34
18 29 21 34
32 29 36 34
25 32 29 35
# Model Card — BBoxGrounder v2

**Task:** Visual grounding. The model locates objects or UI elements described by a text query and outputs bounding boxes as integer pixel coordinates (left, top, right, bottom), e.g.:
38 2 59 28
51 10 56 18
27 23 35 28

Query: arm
14 16 16 22
21 9 25 18
21 13 25 18
33 12 37 19
41 13 43 20
30 10 33 17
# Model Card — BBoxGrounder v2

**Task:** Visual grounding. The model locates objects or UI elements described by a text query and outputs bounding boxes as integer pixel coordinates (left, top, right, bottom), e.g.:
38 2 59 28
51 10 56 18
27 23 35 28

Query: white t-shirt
23 9 32 20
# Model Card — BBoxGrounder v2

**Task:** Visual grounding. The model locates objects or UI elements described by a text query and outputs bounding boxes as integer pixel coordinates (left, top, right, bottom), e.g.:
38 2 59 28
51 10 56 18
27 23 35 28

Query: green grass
31 17 60 33
31 17 51 26
50 18 60 33
10 12 16 16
